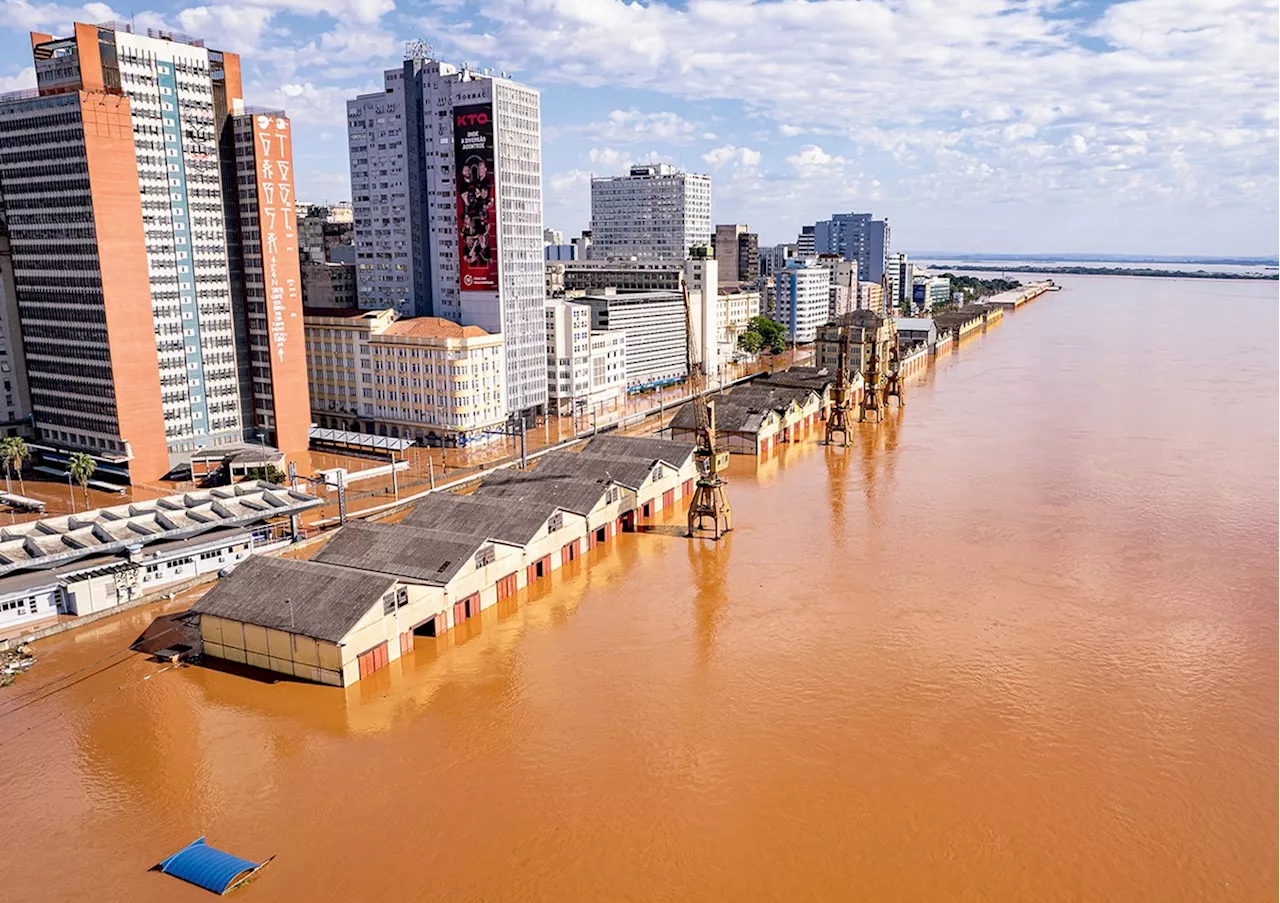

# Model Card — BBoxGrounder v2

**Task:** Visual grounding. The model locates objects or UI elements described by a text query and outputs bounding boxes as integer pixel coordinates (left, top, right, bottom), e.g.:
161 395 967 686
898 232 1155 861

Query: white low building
0 482 322 635
545 299 628 417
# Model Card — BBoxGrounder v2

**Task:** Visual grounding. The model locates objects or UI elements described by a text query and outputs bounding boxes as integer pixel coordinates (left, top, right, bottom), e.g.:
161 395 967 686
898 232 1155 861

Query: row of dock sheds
670 368 834 456
191 435 700 686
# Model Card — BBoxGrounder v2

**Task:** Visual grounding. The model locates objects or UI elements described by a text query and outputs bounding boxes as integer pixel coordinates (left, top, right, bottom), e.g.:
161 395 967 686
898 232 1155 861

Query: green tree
746 316 789 354
68 452 96 509
244 464 288 485
0 436 30 496
737 330 763 354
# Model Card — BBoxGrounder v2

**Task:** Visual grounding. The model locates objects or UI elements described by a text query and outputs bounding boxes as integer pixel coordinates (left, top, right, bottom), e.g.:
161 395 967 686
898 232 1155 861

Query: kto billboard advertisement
454 103 498 292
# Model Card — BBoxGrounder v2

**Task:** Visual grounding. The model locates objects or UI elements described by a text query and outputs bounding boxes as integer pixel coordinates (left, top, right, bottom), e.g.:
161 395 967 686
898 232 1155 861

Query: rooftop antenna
404 39 432 62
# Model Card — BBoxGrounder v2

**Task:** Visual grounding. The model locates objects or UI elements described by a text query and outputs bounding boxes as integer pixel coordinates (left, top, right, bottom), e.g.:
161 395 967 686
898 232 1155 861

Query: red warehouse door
463 593 481 618
453 600 467 624
357 641 389 680
662 489 675 508
497 573 518 600
682 479 693 497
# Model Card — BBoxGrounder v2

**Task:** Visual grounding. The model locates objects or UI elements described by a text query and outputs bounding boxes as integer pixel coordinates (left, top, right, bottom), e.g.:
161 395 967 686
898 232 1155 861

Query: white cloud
572 108 709 145
424 0 1279 252
587 147 626 168
0 66 35 94
702 144 761 171
549 169 593 194
786 145 845 172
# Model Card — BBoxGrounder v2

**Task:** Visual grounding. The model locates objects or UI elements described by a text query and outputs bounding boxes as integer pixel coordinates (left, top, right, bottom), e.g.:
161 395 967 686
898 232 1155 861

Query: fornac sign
454 102 498 292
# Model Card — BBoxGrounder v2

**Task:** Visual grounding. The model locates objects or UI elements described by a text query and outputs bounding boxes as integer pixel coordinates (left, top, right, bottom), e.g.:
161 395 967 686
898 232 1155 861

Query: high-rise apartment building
589 164 712 260
0 23 308 482
760 243 797 278
815 255 858 320
775 259 832 343
713 224 759 283
0 203 32 432
885 252 913 312
347 55 547 416
347 69 412 314
814 213 891 283
225 110 311 457
796 224 815 257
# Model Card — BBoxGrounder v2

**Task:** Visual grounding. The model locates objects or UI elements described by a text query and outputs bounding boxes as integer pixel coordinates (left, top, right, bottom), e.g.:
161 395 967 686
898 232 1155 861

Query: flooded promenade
0 274 1275 902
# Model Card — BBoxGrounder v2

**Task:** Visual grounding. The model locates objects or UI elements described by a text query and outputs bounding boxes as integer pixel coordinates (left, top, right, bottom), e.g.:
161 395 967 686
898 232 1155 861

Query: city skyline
0 0 1276 259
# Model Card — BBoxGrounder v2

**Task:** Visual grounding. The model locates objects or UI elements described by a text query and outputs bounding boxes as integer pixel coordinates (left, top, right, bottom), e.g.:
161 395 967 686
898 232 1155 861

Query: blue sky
2 0 1277 256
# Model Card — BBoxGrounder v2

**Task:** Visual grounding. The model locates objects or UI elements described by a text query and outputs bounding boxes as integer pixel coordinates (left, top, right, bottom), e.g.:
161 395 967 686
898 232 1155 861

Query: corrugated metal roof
582 435 695 470
155 836 270 895
403 493 558 546
532 450 654 490
756 369 835 393
313 521 509 586
472 470 609 516
670 399 770 434
190 555 394 643
727 384 817 412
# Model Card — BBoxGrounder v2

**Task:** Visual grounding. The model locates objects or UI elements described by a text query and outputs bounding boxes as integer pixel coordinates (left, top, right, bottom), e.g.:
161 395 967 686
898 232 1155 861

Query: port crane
682 287 731 539
881 303 905 410
824 305 855 446
855 310 884 423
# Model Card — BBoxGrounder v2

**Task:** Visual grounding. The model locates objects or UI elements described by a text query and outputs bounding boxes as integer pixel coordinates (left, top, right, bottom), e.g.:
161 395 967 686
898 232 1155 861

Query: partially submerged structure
668 376 824 456
0 482 321 635
154 836 272 895
192 436 700 685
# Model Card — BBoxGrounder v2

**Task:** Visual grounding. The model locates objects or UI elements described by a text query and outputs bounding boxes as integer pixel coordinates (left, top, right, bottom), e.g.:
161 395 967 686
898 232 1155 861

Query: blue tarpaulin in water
155 837 272 895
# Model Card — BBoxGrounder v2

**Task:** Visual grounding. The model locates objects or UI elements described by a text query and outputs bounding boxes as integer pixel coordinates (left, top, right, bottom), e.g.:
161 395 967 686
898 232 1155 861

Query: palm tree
0 436 29 496
68 452 96 510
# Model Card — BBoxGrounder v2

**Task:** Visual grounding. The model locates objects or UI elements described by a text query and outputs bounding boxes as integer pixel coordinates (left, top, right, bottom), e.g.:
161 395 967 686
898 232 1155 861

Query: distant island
936 264 1277 280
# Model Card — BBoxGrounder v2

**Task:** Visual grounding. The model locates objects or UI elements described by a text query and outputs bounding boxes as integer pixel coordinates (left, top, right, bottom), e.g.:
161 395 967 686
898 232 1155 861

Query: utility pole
389 449 399 500
428 456 435 490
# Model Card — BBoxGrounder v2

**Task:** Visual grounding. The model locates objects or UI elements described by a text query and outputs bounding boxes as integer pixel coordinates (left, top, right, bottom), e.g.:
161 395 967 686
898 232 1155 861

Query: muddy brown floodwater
0 275 1275 902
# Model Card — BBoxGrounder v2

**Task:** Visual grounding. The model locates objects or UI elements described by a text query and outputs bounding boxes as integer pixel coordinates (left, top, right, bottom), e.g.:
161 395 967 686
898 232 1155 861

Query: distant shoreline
931 264 1278 281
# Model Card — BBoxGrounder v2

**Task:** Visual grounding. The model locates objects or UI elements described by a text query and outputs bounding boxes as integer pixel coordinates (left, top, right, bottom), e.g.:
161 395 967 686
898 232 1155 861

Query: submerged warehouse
192 436 699 685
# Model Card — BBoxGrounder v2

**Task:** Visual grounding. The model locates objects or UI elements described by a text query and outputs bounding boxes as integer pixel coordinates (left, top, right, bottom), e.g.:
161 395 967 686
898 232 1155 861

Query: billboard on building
454 103 498 292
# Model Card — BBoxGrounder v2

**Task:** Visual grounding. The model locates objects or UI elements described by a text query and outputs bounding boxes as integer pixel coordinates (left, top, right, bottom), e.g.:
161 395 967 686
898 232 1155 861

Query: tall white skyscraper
347 54 548 416
589 164 712 260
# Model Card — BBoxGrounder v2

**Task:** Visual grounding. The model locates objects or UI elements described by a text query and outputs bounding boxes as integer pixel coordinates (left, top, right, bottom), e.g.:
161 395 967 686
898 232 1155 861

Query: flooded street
1 275 1275 902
